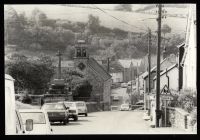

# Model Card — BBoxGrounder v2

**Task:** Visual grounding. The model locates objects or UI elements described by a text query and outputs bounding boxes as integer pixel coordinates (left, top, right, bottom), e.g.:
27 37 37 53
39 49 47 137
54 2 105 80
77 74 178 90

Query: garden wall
162 107 189 130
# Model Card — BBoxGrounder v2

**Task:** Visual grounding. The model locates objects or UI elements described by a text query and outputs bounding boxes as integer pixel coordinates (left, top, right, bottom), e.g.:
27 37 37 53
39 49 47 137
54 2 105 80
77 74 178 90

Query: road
111 87 130 107
51 87 193 134
52 111 192 134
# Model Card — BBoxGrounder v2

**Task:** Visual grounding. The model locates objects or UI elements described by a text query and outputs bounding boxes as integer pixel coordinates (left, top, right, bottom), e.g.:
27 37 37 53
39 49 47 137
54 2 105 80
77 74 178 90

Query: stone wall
86 102 108 112
162 107 189 130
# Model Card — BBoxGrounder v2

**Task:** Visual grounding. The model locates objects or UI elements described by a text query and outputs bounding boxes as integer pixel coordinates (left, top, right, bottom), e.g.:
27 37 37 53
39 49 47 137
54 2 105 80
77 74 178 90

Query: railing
73 97 99 102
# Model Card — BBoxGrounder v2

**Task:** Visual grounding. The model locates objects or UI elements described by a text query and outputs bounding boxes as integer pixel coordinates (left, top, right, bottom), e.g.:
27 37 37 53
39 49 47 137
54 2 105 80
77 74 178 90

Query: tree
114 4 132 12
161 24 172 49
6 54 55 94
87 14 100 35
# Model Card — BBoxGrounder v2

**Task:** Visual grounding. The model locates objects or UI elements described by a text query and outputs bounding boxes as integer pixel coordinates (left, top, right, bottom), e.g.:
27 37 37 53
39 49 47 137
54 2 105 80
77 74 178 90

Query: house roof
88 58 112 81
118 59 142 68
177 42 185 48
141 55 176 79
153 63 178 80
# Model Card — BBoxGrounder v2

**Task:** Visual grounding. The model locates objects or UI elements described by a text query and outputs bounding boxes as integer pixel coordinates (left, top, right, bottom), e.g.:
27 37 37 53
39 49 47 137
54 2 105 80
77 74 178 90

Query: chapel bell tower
74 40 89 72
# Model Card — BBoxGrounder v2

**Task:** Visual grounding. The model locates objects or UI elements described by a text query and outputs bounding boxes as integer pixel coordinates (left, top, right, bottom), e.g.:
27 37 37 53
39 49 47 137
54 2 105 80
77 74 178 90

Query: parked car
75 101 88 116
135 101 144 106
120 104 131 111
18 109 53 134
113 96 120 101
132 101 144 110
41 103 69 125
61 101 78 121
121 83 128 88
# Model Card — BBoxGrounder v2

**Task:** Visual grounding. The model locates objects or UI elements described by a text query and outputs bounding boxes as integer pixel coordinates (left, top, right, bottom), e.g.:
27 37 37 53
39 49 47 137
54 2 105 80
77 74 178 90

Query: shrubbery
177 90 196 113
21 94 32 104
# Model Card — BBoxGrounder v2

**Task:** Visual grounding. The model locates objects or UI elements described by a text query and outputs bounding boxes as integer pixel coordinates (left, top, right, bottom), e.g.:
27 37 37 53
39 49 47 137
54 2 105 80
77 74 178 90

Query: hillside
11 4 188 35
4 4 186 61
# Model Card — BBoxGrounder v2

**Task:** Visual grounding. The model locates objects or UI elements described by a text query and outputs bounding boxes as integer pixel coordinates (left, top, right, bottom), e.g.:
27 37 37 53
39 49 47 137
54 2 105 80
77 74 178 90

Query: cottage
153 63 179 92
181 5 196 91
118 59 142 83
140 54 177 94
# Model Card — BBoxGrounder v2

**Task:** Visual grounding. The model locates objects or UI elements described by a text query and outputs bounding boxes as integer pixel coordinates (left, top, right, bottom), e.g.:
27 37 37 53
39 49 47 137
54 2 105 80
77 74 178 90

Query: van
18 109 53 134
5 74 17 134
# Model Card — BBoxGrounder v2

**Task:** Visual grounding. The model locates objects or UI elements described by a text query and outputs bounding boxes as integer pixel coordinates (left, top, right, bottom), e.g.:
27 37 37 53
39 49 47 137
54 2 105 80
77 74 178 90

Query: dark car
41 103 69 125
59 101 78 121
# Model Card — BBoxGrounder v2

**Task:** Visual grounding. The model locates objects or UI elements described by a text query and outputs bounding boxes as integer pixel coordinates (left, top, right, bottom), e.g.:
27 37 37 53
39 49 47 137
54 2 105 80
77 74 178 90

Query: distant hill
11 4 188 35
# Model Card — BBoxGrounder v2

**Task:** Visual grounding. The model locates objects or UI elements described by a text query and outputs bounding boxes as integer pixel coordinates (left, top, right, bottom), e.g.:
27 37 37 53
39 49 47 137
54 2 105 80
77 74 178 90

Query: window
43 104 65 110
77 49 81 57
76 102 85 107
20 112 46 124
82 49 86 57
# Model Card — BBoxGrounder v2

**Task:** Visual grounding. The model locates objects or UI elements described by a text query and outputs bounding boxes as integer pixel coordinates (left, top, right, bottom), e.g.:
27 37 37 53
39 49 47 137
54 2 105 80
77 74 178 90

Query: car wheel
63 119 69 125
74 116 78 121
85 113 88 117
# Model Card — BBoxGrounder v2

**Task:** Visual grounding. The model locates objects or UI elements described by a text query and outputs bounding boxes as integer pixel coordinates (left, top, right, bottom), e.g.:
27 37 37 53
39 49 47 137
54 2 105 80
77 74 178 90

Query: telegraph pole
148 28 151 94
155 4 162 127
130 62 133 101
137 62 140 94
56 50 62 79
107 57 110 73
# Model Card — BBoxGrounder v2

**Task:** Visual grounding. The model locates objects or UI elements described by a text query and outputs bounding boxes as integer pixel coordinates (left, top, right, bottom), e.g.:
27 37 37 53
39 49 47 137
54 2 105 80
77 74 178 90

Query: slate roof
118 59 142 68
88 58 112 81
141 55 176 79
153 63 178 80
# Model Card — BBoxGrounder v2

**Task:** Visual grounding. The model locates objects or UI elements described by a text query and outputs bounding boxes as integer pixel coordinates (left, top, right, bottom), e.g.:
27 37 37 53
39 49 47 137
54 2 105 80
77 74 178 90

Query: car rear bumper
48 116 68 122
68 114 78 118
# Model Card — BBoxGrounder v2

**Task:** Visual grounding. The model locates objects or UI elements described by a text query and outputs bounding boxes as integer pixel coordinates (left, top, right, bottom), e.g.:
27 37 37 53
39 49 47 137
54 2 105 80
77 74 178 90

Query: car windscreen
20 112 46 124
64 102 75 107
76 102 85 107
122 105 129 107
43 104 65 110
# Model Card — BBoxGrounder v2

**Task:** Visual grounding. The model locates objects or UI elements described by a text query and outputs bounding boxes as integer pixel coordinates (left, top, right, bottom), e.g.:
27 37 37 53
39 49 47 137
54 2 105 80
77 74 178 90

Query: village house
52 40 112 111
118 59 142 83
152 5 196 93
181 5 196 92
139 54 177 94
107 61 124 83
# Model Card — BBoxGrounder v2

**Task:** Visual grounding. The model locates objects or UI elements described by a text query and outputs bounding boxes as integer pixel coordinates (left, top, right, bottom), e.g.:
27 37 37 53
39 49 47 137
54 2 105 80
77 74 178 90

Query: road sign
161 95 174 100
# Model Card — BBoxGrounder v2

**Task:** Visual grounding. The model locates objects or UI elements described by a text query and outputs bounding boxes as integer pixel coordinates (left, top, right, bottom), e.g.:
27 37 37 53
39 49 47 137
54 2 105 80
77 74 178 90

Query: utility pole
147 28 152 112
56 50 62 79
155 4 162 128
137 62 140 94
148 28 151 95
107 57 110 73
130 62 133 103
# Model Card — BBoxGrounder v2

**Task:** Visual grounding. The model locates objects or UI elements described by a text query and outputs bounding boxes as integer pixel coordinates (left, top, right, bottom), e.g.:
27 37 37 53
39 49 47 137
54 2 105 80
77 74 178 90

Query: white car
62 101 78 121
18 109 53 134
75 101 88 116
113 96 120 101
120 104 131 111
121 83 128 88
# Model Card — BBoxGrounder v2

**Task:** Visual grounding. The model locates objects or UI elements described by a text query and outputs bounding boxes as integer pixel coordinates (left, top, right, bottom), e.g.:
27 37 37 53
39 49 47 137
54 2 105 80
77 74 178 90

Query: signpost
160 84 174 127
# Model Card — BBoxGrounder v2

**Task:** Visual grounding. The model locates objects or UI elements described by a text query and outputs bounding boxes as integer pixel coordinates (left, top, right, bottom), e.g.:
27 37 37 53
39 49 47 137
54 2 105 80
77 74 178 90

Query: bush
22 94 32 104
177 90 195 113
